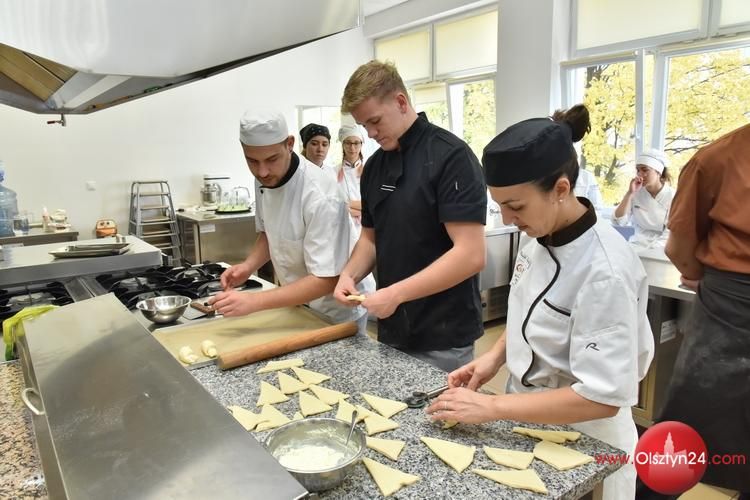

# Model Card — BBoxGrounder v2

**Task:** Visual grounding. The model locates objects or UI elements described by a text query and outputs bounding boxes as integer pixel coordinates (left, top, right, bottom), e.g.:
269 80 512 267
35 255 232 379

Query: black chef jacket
360 114 486 351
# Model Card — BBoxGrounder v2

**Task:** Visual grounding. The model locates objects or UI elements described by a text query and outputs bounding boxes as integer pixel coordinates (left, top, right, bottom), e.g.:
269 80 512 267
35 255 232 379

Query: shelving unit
128 181 181 265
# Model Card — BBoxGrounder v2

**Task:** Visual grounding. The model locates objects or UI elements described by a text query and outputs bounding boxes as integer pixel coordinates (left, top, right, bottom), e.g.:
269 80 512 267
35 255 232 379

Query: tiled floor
367 317 740 499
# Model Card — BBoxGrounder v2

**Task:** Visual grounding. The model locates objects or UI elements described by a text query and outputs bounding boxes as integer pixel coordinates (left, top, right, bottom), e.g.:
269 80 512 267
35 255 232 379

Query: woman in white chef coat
613 149 675 249
335 124 366 229
574 167 603 211
427 105 654 500
211 110 374 332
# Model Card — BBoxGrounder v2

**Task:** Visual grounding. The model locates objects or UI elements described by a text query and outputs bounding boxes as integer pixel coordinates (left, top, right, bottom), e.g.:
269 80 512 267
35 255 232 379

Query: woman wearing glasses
336 124 367 228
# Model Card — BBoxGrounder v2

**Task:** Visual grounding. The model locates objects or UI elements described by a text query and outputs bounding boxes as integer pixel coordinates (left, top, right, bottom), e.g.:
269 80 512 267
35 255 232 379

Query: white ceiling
362 0 410 17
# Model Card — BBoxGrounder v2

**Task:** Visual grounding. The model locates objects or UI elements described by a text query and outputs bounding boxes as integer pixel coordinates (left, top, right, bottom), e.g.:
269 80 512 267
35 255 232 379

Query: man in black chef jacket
333 60 487 371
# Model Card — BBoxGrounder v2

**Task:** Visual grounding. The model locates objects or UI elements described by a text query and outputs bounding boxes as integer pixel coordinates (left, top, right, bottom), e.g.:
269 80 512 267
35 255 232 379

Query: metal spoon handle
345 409 358 445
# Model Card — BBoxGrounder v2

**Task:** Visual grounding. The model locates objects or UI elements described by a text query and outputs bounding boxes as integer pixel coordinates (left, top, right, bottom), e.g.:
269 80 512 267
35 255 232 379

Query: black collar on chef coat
537 197 597 247
261 151 300 189
397 112 429 152
371 113 430 198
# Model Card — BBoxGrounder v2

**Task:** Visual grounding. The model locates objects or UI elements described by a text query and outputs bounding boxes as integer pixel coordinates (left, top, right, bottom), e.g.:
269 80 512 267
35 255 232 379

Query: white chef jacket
613 184 675 249
506 206 654 500
573 168 603 211
255 154 374 323
336 160 363 204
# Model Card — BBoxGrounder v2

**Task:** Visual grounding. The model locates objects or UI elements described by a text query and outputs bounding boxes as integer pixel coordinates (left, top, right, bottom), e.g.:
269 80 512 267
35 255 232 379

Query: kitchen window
376 8 498 158
563 56 654 206
660 45 750 171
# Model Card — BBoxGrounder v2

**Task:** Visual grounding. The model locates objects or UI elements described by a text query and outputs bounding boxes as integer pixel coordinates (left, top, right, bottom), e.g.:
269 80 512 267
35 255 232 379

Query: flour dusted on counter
275 442 348 471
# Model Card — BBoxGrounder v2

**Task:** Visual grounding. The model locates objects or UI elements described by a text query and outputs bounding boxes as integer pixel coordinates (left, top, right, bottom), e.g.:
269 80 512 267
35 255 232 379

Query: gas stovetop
0 281 75 323
89 263 263 310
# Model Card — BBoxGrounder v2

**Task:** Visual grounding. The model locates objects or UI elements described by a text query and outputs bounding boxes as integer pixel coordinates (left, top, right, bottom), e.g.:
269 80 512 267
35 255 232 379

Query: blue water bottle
0 162 19 237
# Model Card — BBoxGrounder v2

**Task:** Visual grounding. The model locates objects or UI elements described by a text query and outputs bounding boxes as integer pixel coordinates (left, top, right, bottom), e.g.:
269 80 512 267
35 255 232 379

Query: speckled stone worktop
191 334 623 499
0 361 47 499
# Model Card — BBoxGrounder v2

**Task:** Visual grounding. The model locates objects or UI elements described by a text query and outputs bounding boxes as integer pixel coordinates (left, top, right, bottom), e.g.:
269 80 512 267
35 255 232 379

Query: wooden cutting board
153 306 332 367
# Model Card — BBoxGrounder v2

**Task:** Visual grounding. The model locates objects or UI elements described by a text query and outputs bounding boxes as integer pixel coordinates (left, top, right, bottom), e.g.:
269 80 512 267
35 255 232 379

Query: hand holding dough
178 346 199 364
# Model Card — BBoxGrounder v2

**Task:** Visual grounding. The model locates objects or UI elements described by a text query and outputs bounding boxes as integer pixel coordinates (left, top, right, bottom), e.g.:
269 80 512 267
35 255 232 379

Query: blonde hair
341 60 410 113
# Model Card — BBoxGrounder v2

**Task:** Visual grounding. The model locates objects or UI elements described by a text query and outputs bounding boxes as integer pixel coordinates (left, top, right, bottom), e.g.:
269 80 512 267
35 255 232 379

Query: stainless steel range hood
0 0 361 115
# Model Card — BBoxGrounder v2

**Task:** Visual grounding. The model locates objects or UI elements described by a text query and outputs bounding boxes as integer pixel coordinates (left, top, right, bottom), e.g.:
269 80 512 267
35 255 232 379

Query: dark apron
658 267 750 492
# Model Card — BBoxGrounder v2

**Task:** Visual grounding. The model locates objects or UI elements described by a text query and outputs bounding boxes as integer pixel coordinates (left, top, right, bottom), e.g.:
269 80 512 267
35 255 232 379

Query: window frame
432 6 499 81
374 6 498 85
374 24 434 86
710 0 750 37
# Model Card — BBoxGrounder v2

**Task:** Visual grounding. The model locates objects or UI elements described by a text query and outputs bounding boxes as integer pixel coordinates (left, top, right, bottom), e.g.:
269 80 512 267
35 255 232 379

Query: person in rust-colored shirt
657 123 750 496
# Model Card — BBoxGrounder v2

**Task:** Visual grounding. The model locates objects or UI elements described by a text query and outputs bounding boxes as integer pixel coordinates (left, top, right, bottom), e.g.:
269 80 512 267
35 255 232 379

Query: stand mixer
200 173 231 209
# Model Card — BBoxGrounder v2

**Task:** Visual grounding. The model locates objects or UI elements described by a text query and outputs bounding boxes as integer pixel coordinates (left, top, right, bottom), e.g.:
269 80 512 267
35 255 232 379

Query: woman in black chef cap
427 104 654 500
299 123 331 171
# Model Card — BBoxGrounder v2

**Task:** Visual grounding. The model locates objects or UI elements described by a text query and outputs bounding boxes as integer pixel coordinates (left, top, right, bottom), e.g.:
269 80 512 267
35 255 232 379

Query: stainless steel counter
176 209 254 224
17 294 306 500
0 235 162 287
634 251 695 428
641 256 695 302
0 227 79 247
177 211 258 266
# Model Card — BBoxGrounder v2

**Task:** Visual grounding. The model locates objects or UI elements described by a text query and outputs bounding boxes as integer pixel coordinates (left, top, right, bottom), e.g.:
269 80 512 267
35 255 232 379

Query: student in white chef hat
210 109 374 334
613 148 676 249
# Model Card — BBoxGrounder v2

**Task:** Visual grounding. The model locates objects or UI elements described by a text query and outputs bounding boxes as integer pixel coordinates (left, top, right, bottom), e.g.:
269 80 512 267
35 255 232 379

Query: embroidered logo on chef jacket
380 184 396 192
510 250 531 287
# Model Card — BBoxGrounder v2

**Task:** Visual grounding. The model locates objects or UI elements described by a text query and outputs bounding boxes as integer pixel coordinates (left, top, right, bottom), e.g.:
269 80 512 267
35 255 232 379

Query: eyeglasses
343 140 362 147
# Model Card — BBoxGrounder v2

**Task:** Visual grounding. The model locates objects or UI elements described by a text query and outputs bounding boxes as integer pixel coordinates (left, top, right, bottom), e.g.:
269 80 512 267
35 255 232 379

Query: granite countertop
0 361 47 499
191 335 623 499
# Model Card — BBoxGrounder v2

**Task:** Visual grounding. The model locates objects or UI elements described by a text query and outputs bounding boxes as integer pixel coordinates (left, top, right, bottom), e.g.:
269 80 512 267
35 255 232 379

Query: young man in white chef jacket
210 110 374 332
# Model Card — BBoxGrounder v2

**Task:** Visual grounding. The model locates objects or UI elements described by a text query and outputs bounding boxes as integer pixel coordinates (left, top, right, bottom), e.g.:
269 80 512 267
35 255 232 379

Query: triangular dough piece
420 437 475 473
227 406 269 431
362 457 420 497
483 445 534 469
308 384 350 405
256 358 304 373
256 381 290 406
356 404 374 419
291 366 330 385
335 398 368 424
278 372 308 394
361 393 408 419
291 412 304 421
533 440 593 470
366 436 406 461
299 391 333 417
513 426 580 444
364 413 400 435
255 404 291 431
442 420 458 429
472 468 548 494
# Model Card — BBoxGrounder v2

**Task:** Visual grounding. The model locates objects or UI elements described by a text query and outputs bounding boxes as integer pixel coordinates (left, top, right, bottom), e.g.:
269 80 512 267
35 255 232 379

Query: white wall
0 28 372 239
495 0 571 132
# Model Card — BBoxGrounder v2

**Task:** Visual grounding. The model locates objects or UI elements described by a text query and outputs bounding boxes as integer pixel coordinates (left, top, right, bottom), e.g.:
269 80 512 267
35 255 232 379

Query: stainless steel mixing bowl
264 417 365 492
135 296 191 324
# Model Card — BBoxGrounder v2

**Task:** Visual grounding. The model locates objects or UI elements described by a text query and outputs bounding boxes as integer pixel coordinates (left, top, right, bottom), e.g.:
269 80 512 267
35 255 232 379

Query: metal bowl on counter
264 417 366 492
135 296 191 324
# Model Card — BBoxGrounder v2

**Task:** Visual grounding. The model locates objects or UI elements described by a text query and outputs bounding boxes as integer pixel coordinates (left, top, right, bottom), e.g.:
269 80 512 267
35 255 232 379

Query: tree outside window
664 47 750 172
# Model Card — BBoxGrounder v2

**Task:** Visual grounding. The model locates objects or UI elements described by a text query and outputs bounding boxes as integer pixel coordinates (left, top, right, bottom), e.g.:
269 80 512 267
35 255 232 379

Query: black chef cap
482 118 575 187
299 123 331 147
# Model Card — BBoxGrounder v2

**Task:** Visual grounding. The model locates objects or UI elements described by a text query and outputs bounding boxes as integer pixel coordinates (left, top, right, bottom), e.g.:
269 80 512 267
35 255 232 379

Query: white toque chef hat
239 110 289 146
636 148 667 174
338 124 364 142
